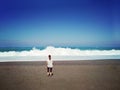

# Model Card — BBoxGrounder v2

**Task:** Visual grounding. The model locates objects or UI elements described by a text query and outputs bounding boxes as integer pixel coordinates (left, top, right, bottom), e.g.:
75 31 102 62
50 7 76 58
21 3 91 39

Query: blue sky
0 0 120 47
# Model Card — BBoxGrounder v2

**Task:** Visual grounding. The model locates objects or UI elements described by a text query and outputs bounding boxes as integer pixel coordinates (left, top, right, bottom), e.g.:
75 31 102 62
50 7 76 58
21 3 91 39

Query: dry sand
0 60 120 90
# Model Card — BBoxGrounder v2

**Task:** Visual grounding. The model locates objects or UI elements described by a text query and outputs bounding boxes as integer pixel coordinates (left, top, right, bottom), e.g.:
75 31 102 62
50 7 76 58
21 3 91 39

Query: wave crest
0 46 120 57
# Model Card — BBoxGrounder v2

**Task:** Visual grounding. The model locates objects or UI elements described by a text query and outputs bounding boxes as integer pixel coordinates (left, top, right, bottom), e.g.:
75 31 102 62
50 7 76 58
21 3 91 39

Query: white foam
0 46 120 62
0 46 120 56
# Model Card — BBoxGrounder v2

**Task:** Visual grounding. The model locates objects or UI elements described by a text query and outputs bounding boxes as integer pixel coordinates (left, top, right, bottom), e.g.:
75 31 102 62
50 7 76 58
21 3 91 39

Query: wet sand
0 60 120 90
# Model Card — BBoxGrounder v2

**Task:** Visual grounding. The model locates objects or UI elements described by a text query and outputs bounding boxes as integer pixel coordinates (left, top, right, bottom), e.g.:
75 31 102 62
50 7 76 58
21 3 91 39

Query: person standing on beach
46 55 53 76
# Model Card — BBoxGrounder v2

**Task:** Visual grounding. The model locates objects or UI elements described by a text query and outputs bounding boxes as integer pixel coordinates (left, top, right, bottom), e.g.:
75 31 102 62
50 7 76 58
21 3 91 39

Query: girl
46 55 53 76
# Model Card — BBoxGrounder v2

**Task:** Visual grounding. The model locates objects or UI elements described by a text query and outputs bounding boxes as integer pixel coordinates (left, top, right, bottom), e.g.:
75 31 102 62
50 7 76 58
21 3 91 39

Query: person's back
47 59 53 68
46 55 53 76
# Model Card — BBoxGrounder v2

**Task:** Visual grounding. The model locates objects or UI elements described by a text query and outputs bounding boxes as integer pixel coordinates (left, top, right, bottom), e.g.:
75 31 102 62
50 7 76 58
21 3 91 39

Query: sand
0 60 120 90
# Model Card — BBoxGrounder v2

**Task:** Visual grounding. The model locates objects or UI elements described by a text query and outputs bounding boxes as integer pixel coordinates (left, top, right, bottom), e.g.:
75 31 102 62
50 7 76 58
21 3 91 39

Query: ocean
0 46 120 62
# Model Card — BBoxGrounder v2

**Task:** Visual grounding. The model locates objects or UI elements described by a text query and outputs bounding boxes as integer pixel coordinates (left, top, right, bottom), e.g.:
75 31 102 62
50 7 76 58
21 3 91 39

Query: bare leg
47 67 50 76
50 68 53 76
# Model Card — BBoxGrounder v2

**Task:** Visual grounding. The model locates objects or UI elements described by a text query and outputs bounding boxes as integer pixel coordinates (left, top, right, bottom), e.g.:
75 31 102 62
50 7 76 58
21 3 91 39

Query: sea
0 46 120 62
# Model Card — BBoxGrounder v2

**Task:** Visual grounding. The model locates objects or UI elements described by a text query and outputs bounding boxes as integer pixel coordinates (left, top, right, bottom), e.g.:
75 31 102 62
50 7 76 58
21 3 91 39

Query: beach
0 60 120 90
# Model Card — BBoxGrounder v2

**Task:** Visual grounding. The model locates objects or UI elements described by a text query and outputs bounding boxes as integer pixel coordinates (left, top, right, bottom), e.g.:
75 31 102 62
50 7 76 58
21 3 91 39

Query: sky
0 0 120 47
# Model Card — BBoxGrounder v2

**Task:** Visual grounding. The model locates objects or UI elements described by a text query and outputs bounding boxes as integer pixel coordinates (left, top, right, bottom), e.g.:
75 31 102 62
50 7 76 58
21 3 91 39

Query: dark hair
48 55 51 57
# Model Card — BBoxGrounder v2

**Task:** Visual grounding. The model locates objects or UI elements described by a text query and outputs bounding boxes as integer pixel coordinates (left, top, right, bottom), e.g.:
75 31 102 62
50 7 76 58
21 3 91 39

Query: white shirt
47 59 53 67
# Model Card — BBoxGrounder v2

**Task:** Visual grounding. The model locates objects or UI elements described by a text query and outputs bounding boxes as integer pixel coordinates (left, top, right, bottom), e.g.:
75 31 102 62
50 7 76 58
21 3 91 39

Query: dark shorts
47 67 53 72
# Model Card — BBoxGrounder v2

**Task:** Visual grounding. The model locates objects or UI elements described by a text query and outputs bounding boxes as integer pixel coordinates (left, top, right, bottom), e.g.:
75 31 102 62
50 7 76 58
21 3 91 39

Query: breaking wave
0 46 120 62
0 46 120 56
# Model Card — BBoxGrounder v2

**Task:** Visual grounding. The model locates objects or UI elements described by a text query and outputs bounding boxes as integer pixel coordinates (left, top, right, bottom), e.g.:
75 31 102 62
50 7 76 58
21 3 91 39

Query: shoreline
0 59 120 66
